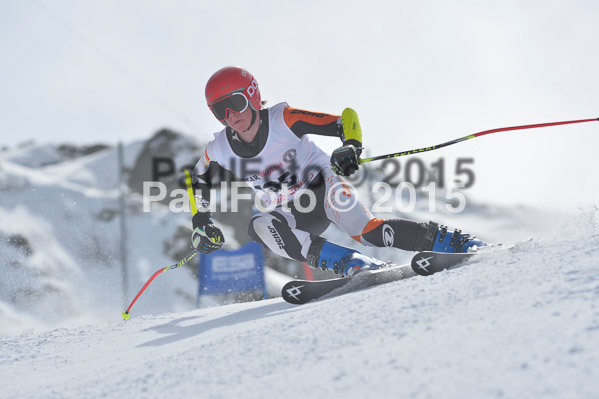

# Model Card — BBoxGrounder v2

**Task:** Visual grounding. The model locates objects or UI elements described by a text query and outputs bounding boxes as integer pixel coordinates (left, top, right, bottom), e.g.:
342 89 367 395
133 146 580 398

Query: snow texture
0 211 598 398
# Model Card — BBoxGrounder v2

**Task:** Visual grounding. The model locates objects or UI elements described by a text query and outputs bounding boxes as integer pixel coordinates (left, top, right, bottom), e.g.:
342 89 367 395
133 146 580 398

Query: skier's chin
230 120 249 132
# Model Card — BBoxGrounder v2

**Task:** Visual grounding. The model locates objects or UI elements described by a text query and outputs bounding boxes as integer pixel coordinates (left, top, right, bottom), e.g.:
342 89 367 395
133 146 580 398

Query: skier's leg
319 168 486 253
359 219 486 253
248 170 484 277
247 176 384 276
248 207 330 262
293 172 387 276
316 168 426 249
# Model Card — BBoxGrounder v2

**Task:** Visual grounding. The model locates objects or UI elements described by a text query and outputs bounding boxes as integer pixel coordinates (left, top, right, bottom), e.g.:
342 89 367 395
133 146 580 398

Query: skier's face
225 106 253 132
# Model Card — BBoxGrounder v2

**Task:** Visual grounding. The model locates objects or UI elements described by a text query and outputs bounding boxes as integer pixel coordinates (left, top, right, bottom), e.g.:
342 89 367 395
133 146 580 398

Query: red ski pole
121 169 201 320
359 117 599 164
121 250 199 320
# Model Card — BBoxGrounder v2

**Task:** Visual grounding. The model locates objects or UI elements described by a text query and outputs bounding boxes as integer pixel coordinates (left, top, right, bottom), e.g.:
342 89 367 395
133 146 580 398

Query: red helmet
205 66 261 115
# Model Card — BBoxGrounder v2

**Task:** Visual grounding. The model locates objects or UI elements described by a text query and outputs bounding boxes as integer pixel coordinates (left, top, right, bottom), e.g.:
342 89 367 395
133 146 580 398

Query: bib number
255 172 298 192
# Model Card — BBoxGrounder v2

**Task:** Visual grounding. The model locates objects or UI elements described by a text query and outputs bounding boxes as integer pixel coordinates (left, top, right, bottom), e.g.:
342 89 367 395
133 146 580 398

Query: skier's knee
247 213 282 244
247 215 266 245
355 217 386 246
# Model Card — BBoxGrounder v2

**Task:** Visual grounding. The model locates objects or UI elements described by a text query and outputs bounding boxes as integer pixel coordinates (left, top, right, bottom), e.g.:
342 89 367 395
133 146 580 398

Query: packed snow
1 211 598 398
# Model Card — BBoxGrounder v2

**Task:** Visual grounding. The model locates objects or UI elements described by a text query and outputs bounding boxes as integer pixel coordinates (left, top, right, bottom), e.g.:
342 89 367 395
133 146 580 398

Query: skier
191 66 486 277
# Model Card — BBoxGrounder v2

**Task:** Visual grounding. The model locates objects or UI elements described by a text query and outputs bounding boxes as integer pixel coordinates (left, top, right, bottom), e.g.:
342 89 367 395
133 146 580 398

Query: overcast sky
1 0 598 209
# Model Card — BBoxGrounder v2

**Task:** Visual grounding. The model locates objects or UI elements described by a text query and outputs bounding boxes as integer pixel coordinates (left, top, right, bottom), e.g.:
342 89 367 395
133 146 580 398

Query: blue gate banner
198 241 265 296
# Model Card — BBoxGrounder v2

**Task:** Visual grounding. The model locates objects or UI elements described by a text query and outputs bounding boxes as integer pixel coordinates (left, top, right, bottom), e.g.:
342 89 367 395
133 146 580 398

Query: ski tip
121 311 130 320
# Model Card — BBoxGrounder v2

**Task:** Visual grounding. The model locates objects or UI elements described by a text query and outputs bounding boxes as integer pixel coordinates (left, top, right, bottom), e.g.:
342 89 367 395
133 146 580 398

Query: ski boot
422 221 487 253
307 238 385 277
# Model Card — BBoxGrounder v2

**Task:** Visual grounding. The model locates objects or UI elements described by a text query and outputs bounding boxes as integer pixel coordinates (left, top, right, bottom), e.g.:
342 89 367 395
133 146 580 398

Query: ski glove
191 213 225 254
331 144 362 176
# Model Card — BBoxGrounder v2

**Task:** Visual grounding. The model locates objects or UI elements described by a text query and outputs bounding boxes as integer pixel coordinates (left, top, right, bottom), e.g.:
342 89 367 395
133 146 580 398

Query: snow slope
1 209 598 399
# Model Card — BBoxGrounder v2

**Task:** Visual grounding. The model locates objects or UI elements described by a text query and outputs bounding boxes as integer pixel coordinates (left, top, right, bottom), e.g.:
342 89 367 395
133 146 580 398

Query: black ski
282 244 522 305
411 251 479 276
282 263 416 305
410 242 522 276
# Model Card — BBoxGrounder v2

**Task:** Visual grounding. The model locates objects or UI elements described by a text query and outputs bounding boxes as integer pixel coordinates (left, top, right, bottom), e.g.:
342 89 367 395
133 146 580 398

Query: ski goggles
209 92 249 121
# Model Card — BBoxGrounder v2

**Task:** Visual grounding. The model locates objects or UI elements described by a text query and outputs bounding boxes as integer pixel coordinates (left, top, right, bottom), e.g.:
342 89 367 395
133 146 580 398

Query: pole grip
185 170 198 216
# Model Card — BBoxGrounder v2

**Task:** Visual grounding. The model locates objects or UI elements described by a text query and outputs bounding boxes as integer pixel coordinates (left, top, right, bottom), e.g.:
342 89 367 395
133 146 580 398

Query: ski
282 263 416 305
410 241 525 276
411 251 482 276
282 243 525 305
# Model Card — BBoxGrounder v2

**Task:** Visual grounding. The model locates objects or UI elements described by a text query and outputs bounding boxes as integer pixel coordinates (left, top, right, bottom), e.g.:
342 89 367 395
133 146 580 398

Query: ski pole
358 117 599 164
121 169 200 320
121 250 199 319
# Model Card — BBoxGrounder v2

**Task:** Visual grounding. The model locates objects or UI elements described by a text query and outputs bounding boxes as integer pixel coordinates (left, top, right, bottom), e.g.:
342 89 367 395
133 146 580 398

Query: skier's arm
330 108 363 176
191 147 216 216
190 147 225 254
283 106 363 176
283 107 362 147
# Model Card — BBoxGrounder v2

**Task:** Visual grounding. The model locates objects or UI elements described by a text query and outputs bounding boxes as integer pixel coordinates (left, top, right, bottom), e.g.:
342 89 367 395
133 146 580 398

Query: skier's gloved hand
191 213 225 254
331 144 362 176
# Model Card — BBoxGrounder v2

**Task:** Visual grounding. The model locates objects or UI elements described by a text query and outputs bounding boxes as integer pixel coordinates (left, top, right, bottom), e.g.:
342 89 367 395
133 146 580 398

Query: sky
1 0 598 209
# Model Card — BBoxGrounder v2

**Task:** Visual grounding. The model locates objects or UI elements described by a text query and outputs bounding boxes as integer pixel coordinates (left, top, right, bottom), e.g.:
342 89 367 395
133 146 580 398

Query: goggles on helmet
209 92 249 121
